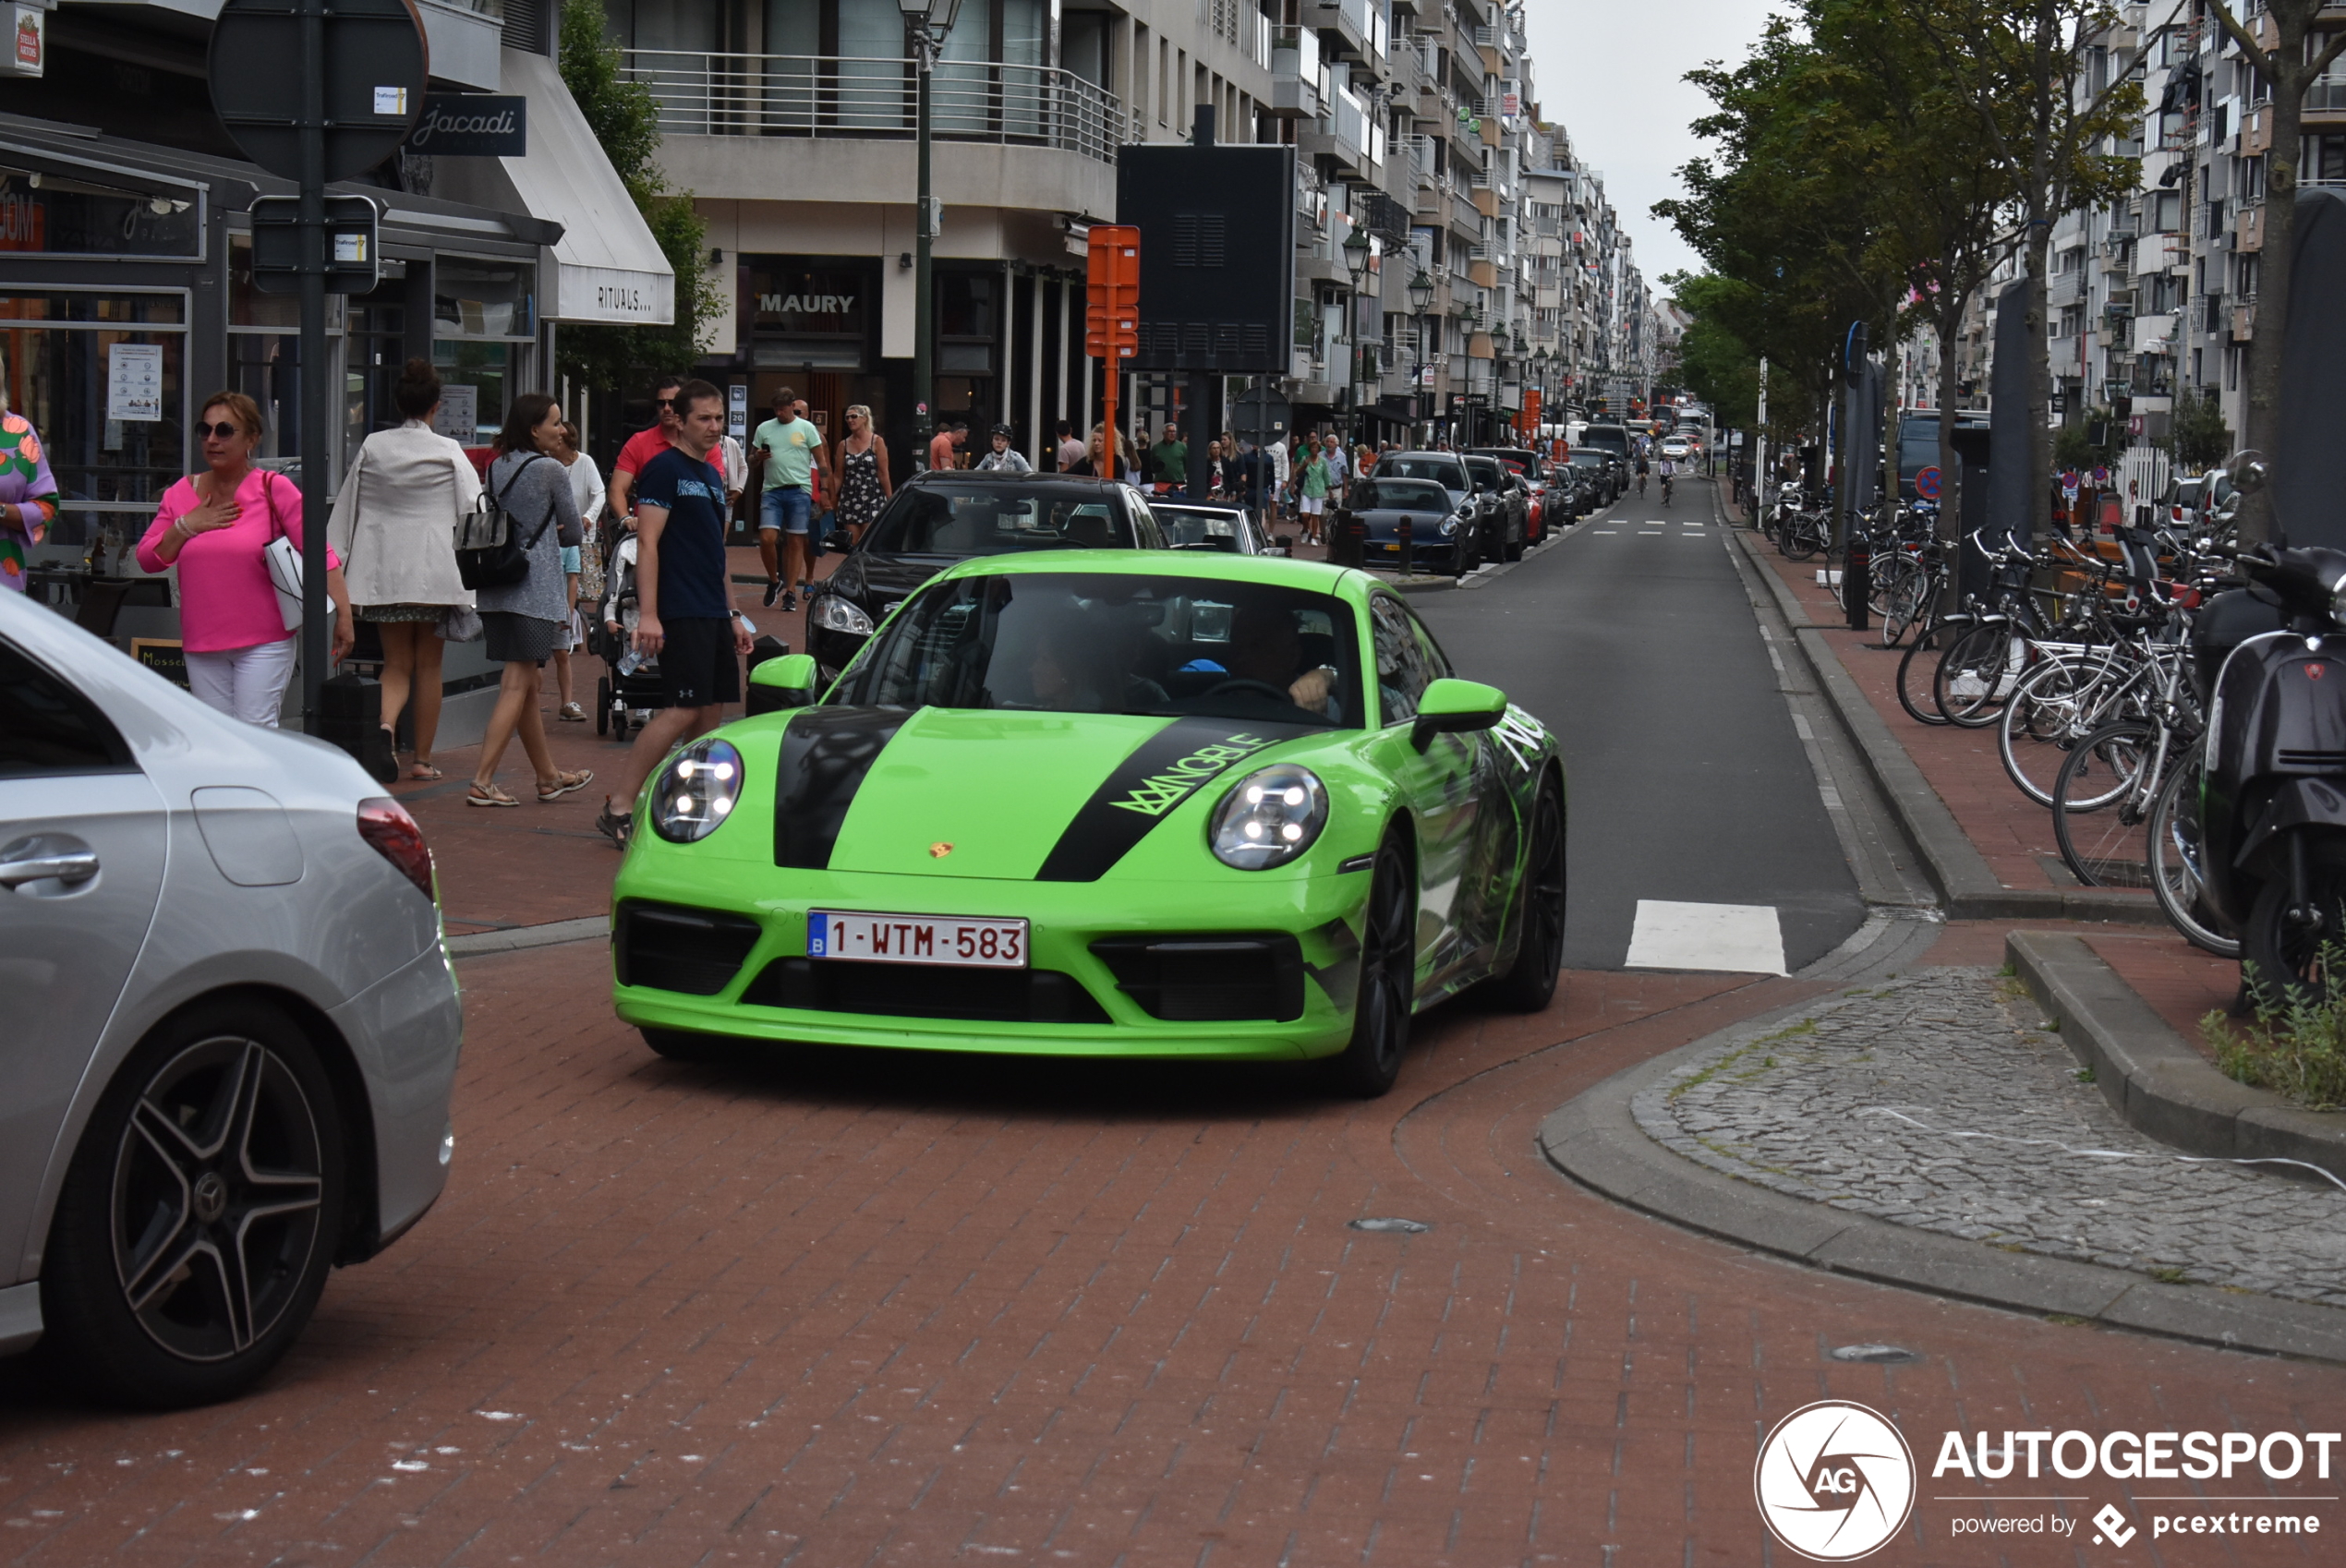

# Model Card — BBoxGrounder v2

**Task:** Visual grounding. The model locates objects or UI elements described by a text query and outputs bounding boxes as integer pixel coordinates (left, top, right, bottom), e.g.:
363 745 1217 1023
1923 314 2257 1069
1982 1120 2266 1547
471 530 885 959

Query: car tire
40 998 346 1409
1451 537 1471 578
1323 831 1416 1099
642 1027 734 1063
1480 778 1566 1012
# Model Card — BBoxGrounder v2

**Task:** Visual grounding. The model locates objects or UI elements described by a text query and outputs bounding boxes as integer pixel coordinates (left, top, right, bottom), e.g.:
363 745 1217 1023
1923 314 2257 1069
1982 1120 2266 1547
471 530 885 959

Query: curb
447 915 607 958
1726 528 2165 926
1537 1002 2346 1364
2007 930 2346 1184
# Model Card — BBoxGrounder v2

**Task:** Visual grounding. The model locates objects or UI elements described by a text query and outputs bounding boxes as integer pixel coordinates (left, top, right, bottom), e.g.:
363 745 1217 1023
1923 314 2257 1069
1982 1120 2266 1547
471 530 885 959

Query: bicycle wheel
1879 561 1924 645
2146 755 2241 958
2050 721 2159 887
1896 622 1953 726
1934 623 2022 728
1998 657 2087 808
1868 554 1912 624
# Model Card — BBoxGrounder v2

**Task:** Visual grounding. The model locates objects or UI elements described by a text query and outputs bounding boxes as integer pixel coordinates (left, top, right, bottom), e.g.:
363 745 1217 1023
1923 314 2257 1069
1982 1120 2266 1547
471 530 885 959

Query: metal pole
1753 355 1769 527
914 34 936 466
298 0 329 730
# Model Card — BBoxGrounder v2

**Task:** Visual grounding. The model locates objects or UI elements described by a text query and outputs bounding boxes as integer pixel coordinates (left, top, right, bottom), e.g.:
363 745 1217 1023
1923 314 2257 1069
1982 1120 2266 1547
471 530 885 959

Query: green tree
2163 390 2232 474
2201 1 2346 539
555 0 720 393
1914 0 2144 539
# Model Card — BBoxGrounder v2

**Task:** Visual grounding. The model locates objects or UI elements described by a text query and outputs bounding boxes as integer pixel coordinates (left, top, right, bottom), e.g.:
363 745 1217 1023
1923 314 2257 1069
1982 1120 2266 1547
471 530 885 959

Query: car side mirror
823 527 855 552
747 651 820 715
1409 678 1508 752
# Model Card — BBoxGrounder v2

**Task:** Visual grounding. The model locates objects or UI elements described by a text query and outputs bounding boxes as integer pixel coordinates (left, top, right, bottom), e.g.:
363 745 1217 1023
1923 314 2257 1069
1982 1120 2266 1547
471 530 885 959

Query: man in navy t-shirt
599 379 754 846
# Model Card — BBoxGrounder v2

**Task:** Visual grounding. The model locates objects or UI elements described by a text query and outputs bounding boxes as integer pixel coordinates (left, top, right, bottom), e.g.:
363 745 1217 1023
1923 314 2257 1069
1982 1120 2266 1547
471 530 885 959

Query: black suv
805 472 1169 681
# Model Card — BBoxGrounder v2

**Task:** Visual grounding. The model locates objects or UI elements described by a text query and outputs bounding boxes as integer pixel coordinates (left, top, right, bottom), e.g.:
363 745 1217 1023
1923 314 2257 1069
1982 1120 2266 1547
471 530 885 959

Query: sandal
407 763 443 781
467 782 520 808
557 702 587 722
538 768 595 802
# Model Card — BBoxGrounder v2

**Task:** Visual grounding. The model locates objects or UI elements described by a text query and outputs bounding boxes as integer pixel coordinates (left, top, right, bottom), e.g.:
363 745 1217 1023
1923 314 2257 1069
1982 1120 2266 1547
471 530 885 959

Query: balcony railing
619 53 1126 163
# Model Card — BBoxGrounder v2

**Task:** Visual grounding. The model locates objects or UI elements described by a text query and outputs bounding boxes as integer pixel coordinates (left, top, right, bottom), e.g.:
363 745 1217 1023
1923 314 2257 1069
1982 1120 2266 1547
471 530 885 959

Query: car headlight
811 595 875 635
1209 766 1328 870
1439 516 1457 536
2331 573 2346 624
650 737 744 843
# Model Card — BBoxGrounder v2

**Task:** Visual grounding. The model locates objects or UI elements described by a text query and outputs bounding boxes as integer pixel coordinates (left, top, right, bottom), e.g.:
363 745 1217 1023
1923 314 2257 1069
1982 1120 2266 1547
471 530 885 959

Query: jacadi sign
401 94 527 158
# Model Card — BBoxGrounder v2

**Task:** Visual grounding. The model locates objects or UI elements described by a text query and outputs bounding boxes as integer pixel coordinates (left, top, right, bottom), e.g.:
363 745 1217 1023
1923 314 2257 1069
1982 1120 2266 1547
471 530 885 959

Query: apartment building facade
1941 1 2341 487
618 0 1651 463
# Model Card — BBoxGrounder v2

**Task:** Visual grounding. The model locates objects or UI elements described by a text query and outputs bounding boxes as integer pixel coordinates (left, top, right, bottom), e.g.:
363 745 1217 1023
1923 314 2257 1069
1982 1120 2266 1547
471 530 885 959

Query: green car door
1365 591 1514 995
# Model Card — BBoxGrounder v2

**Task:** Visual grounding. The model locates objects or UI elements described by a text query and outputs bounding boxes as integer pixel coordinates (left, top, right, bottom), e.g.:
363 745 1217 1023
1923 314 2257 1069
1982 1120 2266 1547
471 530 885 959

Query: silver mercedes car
0 589 463 1406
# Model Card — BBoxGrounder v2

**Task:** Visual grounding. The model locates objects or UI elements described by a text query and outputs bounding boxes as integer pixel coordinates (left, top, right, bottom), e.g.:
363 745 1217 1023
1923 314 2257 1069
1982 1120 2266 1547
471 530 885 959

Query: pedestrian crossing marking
1625 899 1787 975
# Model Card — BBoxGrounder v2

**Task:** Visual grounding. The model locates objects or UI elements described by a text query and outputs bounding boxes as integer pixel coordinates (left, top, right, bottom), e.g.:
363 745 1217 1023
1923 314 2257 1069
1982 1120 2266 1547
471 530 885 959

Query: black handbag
453 453 556 590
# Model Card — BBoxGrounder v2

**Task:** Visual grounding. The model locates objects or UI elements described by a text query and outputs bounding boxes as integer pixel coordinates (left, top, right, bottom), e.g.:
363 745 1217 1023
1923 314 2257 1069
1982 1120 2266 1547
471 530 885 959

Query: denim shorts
761 486 812 535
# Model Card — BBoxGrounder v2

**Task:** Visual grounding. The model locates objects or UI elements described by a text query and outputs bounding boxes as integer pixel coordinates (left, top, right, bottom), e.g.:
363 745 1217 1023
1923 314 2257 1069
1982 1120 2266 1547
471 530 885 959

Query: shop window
1 294 188 549
0 163 200 259
434 341 511 444
435 257 535 341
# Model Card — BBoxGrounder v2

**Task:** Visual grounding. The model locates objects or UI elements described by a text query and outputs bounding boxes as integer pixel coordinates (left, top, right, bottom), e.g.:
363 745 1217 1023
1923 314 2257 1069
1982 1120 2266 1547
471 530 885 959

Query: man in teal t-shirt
750 387 825 609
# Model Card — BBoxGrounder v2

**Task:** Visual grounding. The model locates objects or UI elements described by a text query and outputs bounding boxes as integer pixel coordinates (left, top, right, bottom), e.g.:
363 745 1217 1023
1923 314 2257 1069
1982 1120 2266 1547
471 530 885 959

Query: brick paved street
1640 967 2346 1305
7 928 2341 1565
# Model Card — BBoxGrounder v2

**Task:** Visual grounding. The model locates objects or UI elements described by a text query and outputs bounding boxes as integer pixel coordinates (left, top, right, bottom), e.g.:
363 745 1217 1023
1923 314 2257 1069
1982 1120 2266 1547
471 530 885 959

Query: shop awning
495 49 675 326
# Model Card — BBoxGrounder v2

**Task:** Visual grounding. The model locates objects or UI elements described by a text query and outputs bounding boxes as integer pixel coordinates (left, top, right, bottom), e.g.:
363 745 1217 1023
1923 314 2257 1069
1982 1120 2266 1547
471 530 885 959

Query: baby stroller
593 533 671 741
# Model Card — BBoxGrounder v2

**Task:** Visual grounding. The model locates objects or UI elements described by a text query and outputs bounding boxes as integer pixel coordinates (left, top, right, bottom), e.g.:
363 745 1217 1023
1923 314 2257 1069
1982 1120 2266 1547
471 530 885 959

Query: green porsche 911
611 550 1565 1095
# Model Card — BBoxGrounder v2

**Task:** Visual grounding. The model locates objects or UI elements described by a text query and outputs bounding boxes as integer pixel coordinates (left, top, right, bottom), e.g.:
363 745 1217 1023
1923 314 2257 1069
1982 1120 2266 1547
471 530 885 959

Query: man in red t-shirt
606 373 684 523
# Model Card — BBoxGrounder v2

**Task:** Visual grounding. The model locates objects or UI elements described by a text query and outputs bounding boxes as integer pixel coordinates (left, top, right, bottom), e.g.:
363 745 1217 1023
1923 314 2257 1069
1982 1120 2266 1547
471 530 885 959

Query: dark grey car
1463 454 1527 561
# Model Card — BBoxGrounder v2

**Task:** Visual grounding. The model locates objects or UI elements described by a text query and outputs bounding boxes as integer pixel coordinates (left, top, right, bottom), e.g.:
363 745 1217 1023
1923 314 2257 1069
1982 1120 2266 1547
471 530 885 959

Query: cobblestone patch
1633 966 2346 1308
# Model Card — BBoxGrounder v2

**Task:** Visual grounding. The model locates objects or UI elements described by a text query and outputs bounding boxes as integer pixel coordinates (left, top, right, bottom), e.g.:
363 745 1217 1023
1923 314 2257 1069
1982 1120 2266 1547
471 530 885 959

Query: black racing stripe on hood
1035 717 1315 883
773 706 912 869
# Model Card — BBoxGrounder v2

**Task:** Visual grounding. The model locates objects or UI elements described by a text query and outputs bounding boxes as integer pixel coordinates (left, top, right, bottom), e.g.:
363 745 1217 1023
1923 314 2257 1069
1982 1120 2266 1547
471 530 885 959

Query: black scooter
2195 457 2346 996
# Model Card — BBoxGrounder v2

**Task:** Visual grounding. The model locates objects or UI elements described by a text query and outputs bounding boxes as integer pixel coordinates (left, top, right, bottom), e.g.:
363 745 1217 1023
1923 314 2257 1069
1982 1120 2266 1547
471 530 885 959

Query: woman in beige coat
329 359 480 779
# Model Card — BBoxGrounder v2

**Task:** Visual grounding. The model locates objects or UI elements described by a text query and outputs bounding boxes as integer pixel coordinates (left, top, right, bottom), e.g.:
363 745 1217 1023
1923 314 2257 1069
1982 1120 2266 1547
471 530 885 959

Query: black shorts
659 616 741 709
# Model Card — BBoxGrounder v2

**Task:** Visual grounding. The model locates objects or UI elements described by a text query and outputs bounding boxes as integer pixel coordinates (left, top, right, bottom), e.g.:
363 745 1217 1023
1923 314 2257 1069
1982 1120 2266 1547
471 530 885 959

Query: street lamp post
1407 269 1434 446
1341 225 1372 450
900 0 962 467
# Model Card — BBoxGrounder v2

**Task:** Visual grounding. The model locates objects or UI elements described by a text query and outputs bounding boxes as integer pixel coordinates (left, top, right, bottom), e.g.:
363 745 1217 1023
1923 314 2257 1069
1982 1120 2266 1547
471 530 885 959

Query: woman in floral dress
0 370 59 595
833 404 892 541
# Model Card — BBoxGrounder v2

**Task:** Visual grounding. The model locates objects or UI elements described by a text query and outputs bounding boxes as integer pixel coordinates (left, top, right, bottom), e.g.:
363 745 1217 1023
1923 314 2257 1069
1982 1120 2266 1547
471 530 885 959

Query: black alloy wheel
1324 831 1417 1098
42 1000 344 1407
1481 779 1566 1011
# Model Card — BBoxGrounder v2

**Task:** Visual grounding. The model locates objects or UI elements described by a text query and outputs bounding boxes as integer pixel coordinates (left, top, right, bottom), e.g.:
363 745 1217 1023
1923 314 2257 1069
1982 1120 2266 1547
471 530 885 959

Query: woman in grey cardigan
469 392 592 808
328 358 478 779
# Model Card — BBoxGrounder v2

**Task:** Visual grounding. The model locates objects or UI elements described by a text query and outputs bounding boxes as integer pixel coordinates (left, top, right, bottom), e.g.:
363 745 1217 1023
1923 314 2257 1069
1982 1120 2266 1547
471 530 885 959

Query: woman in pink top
137 392 354 727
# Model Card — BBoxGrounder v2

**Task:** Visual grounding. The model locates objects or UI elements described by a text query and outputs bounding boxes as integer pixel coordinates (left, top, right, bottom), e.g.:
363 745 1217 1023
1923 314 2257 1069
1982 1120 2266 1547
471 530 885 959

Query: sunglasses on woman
197 421 248 440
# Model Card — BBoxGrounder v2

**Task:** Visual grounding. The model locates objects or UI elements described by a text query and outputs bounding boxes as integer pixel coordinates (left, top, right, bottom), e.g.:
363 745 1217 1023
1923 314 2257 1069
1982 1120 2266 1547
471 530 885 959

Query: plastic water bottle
617 648 644 677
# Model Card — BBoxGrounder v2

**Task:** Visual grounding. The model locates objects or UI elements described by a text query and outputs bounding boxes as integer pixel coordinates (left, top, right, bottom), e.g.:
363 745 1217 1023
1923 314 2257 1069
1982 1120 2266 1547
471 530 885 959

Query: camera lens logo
1753 1400 1917 1561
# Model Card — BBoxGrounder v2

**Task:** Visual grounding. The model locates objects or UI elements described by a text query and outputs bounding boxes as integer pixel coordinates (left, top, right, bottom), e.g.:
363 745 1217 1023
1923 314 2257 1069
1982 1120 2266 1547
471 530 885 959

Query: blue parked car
1350 476 1477 576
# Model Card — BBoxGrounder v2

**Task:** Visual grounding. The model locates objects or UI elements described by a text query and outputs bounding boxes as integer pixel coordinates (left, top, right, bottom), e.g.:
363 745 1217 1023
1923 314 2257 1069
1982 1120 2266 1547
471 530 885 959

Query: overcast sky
1521 1 1789 296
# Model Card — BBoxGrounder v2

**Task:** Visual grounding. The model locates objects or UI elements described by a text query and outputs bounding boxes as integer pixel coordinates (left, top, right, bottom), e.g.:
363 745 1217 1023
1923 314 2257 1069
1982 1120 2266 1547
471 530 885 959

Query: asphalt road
1412 475 1865 971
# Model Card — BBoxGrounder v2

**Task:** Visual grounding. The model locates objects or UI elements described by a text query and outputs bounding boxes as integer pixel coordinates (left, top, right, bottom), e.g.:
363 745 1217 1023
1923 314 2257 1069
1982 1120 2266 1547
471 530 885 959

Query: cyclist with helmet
1635 449 1651 499
1657 453 1676 505
973 423 1034 474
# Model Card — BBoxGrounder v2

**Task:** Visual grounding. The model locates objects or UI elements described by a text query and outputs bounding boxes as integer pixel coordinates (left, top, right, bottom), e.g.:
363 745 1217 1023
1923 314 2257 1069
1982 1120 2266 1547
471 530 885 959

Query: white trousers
185 637 297 728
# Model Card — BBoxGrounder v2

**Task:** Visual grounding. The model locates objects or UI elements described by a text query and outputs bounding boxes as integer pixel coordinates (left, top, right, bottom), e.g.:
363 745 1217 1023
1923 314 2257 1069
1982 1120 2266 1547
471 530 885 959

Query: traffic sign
208 0 428 183
1913 464 1942 501
249 194 381 293
207 0 427 743
1085 224 1140 469
1083 224 1140 360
